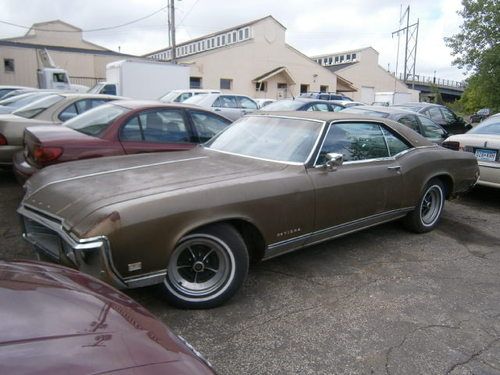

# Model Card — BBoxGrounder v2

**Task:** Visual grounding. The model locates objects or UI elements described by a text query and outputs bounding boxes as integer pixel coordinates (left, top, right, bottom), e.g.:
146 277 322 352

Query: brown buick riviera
18 112 479 308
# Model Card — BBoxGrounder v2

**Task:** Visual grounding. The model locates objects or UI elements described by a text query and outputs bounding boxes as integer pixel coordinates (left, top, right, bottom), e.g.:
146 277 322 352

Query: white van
160 89 221 103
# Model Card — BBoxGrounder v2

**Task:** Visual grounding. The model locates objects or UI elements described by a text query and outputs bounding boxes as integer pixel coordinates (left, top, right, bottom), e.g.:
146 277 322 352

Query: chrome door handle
387 166 401 170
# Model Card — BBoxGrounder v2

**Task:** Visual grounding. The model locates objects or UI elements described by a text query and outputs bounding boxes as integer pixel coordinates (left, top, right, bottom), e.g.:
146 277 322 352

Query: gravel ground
1 169 499 375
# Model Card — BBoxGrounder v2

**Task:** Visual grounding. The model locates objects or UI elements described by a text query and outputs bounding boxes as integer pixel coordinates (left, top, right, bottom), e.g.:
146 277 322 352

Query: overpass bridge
395 73 466 101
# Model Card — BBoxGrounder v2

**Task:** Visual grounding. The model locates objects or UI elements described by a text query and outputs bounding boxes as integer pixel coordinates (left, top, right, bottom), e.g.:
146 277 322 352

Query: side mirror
324 152 343 171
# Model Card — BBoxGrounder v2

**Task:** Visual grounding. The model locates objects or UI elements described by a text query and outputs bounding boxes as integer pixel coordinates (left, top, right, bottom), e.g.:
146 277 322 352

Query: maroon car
13 100 232 182
0 260 216 374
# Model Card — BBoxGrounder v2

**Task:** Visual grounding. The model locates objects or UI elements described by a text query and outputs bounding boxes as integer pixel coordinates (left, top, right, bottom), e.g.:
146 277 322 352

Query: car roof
110 99 222 111
348 105 421 115
57 93 127 100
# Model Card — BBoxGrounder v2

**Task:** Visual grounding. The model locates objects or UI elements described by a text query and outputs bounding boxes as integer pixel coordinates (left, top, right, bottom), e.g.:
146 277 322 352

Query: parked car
260 98 344 112
159 89 221 103
342 105 449 144
253 98 276 109
0 93 122 166
392 102 471 134
299 92 353 101
0 260 216 374
19 112 478 309
0 85 33 100
470 108 491 123
0 91 58 114
13 101 232 181
337 100 364 108
442 114 500 188
184 93 258 121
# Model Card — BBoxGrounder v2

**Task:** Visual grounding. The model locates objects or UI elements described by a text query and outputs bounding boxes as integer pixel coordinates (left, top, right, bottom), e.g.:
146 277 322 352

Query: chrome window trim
206 114 326 166
313 120 418 167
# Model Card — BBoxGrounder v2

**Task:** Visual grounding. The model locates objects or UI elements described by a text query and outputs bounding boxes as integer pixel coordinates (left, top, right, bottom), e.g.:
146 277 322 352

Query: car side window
426 107 444 123
75 99 108 114
120 116 143 141
330 104 344 112
175 93 192 102
189 110 231 142
238 97 258 109
380 127 411 156
307 103 330 112
213 96 237 108
141 110 190 143
58 103 78 122
440 107 456 123
398 115 421 133
317 122 390 164
418 115 447 139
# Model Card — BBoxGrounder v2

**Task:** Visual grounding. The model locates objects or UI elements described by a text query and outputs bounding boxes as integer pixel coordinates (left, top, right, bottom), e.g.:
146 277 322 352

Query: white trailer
374 92 412 106
90 59 190 100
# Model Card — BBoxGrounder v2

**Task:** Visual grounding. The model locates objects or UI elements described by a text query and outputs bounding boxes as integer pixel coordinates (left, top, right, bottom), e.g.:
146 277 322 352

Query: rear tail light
0 133 7 146
441 141 460 151
33 146 63 165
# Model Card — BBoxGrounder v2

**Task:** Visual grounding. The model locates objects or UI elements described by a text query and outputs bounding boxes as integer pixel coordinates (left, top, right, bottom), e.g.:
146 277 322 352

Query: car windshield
13 94 64 119
0 92 53 108
159 90 180 102
260 100 305 111
342 107 390 118
206 115 323 163
468 117 500 135
65 103 130 136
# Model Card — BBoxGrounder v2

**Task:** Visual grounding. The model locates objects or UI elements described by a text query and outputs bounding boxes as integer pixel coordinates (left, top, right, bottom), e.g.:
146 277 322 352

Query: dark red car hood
0 260 215 375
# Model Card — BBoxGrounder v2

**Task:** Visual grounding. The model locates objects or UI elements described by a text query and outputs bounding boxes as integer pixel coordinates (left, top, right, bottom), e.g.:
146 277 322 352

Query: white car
443 115 500 188
253 98 276 109
159 89 221 103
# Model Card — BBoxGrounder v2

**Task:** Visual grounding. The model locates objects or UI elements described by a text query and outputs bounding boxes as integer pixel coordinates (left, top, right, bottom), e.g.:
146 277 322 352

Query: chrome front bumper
18 205 127 289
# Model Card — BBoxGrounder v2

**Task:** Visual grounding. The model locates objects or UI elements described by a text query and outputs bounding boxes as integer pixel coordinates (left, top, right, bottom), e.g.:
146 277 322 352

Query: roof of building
144 15 286 56
311 46 378 59
324 62 358 73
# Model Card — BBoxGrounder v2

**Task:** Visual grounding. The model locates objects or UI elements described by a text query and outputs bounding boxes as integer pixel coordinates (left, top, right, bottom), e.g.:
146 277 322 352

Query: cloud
0 0 466 80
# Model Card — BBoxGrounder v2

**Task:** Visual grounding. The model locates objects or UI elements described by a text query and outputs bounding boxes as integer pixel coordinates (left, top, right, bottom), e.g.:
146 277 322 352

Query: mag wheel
163 224 249 309
404 179 445 233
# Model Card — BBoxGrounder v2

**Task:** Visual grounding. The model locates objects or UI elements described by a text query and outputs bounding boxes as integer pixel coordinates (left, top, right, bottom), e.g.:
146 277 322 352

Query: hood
23 147 287 232
446 133 500 143
0 260 214 375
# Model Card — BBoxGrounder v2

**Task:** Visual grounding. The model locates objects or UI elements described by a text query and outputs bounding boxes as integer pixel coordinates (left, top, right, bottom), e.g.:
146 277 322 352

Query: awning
253 66 296 85
336 74 357 93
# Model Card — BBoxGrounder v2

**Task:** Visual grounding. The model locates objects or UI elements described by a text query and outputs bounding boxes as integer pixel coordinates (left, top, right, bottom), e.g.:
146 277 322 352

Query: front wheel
163 223 249 309
403 179 445 233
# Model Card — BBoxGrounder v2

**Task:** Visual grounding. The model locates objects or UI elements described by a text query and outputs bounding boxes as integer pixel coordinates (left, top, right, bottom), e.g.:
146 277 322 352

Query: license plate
474 148 497 162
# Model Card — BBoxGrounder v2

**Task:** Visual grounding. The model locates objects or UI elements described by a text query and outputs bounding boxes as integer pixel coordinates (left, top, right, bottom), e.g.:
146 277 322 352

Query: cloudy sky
0 0 466 81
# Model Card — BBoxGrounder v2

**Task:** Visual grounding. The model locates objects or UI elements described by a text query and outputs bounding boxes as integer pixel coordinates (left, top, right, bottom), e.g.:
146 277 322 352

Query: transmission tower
392 6 419 88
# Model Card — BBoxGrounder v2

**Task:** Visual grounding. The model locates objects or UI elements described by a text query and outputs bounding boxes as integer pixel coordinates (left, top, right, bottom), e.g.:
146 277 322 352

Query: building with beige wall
312 47 419 103
0 20 129 88
146 16 355 99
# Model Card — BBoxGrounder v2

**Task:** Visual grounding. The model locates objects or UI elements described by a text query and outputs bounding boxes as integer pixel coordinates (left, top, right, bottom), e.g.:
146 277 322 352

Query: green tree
444 0 500 113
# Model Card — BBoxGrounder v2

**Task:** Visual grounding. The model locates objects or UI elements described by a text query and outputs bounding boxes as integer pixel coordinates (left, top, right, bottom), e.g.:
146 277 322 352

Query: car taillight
0 133 7 146
33 146 63 164
442 141 460 151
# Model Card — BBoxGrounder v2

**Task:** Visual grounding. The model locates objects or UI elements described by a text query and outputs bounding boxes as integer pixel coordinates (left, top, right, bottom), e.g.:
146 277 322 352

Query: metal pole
412 19 419 90
170 0 176 63
403 6 410 83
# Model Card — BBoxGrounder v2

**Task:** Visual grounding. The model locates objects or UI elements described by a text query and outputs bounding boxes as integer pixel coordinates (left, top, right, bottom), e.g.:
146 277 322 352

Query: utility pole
169 0 177 63
392 6 419 88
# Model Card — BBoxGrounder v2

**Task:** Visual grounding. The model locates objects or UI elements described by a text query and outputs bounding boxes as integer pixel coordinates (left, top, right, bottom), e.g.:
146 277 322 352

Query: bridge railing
394 73 466 89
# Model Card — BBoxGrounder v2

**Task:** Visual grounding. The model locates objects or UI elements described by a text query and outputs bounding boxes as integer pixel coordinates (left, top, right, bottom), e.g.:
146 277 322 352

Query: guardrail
393 73 466 89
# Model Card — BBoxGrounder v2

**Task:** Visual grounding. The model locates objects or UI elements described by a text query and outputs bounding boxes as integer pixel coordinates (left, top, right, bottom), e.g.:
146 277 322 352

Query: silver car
184 93 258 121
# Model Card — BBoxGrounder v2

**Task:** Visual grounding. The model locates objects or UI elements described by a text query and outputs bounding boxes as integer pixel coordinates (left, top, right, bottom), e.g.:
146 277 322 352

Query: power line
0 5 168 33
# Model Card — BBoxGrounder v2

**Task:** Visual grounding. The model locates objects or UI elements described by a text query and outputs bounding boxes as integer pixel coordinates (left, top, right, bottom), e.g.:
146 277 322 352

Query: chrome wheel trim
165 234 236 302
419 184 443 227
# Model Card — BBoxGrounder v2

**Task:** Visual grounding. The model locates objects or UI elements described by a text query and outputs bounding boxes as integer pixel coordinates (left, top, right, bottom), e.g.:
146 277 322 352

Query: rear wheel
163 223 249 309
403 179 445 233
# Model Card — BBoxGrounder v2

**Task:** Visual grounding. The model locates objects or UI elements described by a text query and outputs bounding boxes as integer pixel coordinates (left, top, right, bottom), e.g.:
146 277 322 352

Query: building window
217 36 220 47
255 82 267 91
221 35 225 45
190 77 202 89
228 33 232 43
320 85 329 92
233 31 237 42
300 84 309 93
220 78 232 90
346 54 351 61
201 41 205 50
244 28 249 38
339 55 344 62
352 53 357 60
239 29 244 40
328 57 333 65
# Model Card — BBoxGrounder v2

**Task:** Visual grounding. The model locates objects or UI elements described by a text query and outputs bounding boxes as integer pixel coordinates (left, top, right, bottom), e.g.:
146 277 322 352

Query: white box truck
374 92 412 106
89 59 190 100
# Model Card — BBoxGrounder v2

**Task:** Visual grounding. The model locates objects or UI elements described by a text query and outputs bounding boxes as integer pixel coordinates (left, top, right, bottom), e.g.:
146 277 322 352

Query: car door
306 121 410 245
119 109 196 154
212 95 241 121
236 96 258 117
